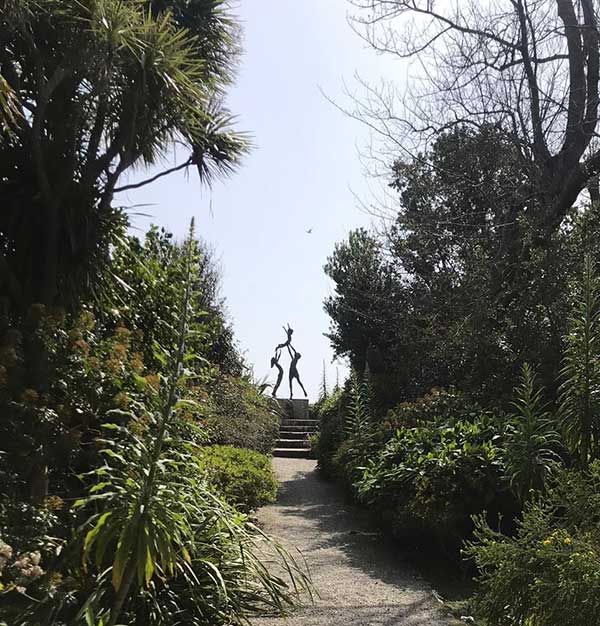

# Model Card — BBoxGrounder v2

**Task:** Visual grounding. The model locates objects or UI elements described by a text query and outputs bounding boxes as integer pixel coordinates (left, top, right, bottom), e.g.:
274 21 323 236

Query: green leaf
84 511 113 564
112 521 137 590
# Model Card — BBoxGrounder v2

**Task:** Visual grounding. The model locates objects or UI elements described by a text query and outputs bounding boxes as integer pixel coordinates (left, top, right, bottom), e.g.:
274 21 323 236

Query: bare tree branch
346 0 600 233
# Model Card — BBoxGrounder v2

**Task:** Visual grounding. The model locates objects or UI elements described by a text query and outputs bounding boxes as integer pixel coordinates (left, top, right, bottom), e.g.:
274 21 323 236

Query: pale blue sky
116 1 399 399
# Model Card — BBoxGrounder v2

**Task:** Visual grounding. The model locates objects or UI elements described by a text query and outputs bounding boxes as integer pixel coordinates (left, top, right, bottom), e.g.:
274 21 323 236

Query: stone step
279 430 310 440
280 419 318 429
277 438 311 449
278 424 317 433
273 447 313 459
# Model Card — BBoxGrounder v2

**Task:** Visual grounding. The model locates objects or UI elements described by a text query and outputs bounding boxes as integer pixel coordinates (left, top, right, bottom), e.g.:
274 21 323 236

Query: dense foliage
315 386 516 555
0 227 306 625
325 126 600 406
321 120 600 623
310 389 346 478
202 376 280 455
0 2 305 624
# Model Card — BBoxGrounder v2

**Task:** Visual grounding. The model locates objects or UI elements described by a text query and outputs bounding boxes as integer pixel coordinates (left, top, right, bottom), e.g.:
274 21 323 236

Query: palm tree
0 0 248 312
0 0 248 501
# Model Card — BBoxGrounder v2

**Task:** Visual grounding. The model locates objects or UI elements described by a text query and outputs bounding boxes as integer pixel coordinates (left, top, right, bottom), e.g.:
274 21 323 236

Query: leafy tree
324 228 411 401
325 127 588 405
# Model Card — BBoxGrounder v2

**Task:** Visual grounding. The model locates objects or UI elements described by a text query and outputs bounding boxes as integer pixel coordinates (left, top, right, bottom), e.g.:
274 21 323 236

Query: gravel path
253 458 460 626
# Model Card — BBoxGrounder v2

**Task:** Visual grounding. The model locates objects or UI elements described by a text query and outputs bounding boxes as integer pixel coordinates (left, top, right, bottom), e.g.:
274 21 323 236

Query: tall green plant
559 255 600 468
346 371 373 435
504 363 562 501
338 370 375 475
86 220 199 625
318 360 328 402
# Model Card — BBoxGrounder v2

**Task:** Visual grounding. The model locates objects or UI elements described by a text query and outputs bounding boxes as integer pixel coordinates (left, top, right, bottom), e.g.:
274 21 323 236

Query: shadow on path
253 459 459 626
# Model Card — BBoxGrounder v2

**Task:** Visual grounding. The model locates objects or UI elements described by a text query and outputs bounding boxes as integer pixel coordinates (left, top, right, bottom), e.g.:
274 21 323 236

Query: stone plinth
275 398 309 420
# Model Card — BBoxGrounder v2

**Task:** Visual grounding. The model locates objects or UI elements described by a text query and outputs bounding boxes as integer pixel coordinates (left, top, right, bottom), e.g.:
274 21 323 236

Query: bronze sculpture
270 324 307 399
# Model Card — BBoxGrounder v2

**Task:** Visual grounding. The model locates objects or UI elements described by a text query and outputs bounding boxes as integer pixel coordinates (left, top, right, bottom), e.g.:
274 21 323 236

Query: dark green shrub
197 445 278 513
204 375 279 454
313 384 515 552
355 411 514 553
381 388 483 433
466 462 600 626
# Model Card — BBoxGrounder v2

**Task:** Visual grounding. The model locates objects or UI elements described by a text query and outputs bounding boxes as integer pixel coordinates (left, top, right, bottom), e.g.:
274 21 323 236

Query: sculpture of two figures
270 324 307 399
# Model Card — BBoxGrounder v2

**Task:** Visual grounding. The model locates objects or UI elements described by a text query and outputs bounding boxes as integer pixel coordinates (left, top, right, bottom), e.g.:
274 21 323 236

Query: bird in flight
305 228 313 234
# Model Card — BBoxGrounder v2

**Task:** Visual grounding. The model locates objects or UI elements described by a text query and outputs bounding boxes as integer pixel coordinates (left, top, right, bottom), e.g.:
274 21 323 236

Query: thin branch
114 157 194 193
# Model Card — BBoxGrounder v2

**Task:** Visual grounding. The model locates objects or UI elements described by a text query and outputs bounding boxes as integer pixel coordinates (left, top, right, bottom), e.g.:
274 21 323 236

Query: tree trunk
28 202 60 503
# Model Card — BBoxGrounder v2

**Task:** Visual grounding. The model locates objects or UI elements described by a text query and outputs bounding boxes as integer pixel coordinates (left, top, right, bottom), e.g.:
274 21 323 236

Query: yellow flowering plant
465 463 600 626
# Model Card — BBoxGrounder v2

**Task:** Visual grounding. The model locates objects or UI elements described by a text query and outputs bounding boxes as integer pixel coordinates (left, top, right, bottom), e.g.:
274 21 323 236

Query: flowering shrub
465 462 600 626
0 497 64 621
0 306 162 501
0 537 45 595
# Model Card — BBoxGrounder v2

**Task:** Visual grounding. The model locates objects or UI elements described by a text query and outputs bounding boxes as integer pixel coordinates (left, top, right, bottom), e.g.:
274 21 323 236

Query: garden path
253 458 460 626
